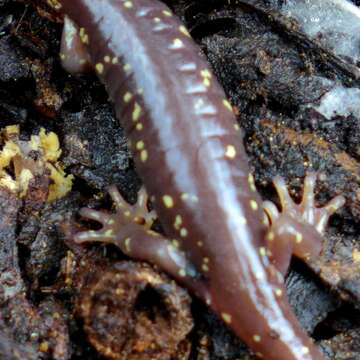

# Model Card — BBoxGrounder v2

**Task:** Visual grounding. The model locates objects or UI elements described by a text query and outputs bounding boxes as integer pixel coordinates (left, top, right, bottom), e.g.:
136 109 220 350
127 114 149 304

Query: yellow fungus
39 128 61 162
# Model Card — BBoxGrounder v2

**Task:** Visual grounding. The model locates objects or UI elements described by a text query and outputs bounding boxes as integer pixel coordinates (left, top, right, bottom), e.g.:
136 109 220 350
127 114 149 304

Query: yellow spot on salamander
275 288 283 297
250 199 258 211
95 63 104 74
123 92 133 103
123 63 132 73
239 217 247 225
266 231 275 242
301 347 310 355
124 1 133 8
136 141 144 150
174 215 182 230
162 10 172 16
259 247 267 257
162 195 174 208
223 99 233 112
104 55 111 63
79 28 89 44
180 228 188 237
180 192 199 203
140 150 148 162
154 17 161 23
221 313 232 324
112 57 119 64
136 123 143 131
172 239 180 248
225 145 236 159
234 123 240 131
171 38 183 49
179 25 191 37
132 102 142 122
104 229 113 237
178 269 186 277
124 237 131 253
200 69 212 87
295 232 303 243
202 263 209 272
253 335 261 343
248 173 257 192
197 241 203 247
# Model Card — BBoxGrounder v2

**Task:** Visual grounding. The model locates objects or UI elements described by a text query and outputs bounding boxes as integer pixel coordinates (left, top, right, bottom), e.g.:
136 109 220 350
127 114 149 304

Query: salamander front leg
74 185 210 303
263 173 345 274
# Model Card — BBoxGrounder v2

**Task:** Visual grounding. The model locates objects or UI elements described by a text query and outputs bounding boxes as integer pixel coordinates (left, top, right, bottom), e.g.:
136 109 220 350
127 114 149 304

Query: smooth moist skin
54 0 346 358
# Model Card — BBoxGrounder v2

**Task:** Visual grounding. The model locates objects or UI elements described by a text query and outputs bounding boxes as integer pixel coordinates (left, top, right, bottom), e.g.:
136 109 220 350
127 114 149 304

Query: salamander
51 0 346 358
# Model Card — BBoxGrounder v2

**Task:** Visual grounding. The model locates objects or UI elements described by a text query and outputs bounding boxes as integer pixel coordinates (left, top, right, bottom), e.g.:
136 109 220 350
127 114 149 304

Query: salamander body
54 0 346 358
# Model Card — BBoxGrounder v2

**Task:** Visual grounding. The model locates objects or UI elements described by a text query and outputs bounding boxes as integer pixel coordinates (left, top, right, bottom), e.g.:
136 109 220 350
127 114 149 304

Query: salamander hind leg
74 186 210 302
263 172 345 274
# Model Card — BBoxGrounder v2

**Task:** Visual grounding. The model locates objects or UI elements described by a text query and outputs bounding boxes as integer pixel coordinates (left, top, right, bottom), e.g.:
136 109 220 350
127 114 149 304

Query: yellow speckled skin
58 0 326 358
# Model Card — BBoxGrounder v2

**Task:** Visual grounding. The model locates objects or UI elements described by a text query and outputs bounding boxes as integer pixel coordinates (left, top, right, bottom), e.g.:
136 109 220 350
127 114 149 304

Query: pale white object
313 85 360 119
281 0 360 65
